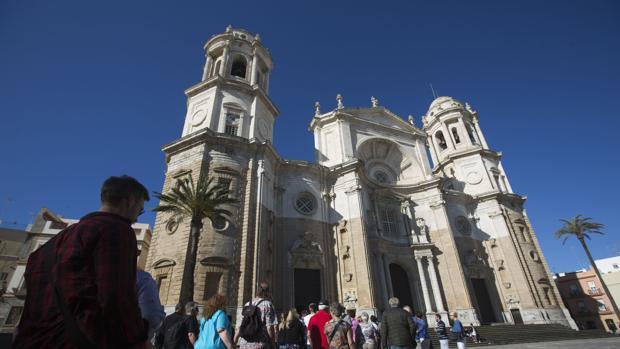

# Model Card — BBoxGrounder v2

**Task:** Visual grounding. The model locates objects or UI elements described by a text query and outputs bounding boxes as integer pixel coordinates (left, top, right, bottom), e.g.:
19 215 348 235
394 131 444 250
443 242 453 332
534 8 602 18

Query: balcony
587 288 603 296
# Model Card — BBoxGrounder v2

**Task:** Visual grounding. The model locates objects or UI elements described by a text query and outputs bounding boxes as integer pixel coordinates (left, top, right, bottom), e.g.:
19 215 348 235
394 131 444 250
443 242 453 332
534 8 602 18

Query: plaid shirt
13 212 148 349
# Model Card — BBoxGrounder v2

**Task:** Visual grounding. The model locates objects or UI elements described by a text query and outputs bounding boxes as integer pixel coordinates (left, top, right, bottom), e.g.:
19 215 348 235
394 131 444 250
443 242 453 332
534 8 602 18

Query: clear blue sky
1 0 619 273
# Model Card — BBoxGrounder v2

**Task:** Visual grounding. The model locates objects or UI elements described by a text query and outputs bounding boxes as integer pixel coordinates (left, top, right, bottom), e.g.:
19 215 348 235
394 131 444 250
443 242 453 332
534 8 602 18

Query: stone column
472 116 489 149
250 51 258 85
457 118 472 146
440 123 454 149
202 54 211 81
220 45 230 76
415 255 433 312
427 256 445 312
383 254 394 297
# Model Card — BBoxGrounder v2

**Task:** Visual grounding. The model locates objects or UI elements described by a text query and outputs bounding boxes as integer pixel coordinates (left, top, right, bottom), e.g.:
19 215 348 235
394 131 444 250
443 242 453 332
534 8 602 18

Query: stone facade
145 27 575 328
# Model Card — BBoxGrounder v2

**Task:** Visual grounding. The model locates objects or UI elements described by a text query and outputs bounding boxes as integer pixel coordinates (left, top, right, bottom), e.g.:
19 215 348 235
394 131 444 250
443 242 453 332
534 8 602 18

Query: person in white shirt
303 303 317 348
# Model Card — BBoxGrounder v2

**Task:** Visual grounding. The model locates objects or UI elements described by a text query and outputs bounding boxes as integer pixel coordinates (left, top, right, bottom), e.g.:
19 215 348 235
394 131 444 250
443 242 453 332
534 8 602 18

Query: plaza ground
483 336 619 349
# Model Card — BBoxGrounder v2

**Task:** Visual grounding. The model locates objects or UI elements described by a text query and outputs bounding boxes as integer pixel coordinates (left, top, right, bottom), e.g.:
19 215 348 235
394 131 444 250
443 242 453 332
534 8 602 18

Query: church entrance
471 278 497 323
294 268 321 311
390 264 414 308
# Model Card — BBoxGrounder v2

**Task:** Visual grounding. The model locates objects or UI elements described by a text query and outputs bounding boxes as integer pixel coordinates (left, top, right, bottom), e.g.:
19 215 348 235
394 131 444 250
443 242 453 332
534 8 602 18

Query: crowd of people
10 176 476 349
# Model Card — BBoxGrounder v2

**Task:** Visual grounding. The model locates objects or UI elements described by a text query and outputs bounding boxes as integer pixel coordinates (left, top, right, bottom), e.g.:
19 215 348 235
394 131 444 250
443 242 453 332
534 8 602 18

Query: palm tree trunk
578 238 620 319
179 219 202 305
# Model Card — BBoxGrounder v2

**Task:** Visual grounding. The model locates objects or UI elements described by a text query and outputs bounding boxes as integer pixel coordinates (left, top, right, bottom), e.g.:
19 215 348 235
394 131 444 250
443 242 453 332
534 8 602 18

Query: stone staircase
427 324 612 348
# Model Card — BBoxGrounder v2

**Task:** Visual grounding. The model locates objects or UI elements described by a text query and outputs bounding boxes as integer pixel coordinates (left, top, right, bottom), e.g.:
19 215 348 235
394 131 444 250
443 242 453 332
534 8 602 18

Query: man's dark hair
257 281 270 299
175 303 183 313
101 175 149 204
308 302 317 312
416 310 425 318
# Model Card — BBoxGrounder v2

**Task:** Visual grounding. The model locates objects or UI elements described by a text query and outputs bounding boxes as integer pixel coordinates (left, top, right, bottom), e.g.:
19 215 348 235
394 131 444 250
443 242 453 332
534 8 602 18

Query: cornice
432 148 501 173
183 76 280 117
309 107 427 139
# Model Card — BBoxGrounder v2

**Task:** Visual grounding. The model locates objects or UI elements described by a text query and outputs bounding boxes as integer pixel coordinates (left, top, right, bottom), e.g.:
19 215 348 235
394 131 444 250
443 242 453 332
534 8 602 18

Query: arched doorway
390 263 413 308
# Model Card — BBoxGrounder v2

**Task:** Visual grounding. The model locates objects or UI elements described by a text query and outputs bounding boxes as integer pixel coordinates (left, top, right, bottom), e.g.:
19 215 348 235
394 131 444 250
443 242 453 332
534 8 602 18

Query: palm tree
153 173 237 305
555 215 620 318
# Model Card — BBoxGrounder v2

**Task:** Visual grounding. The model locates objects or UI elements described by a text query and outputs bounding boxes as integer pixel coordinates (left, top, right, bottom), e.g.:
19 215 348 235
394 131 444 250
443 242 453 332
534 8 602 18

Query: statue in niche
291 231 322 253
416 217 427 234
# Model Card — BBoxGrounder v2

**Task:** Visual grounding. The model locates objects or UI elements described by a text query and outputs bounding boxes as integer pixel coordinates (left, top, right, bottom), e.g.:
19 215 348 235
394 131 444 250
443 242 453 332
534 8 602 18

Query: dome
427 96 465 117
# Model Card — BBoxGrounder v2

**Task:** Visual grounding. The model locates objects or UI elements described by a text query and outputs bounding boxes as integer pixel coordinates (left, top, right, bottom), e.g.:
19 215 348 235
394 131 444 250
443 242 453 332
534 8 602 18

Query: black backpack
239 299 266 341
163 315 189 349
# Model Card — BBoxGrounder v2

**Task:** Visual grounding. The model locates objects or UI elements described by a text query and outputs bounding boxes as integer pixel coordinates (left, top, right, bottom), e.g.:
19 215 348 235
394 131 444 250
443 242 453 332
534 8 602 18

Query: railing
587 288 603 296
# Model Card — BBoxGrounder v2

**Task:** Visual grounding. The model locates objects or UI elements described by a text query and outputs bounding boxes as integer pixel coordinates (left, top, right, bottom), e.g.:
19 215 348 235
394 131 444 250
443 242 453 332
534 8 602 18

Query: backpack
163 315 189 349
239 299 266 342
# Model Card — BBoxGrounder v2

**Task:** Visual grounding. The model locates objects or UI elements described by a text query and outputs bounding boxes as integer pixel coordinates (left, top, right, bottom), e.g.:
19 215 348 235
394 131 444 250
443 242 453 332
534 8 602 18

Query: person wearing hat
307 300 332 349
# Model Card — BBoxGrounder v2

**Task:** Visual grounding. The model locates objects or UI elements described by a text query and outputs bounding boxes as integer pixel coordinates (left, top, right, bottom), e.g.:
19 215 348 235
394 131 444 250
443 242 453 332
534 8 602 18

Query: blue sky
1 0 619 273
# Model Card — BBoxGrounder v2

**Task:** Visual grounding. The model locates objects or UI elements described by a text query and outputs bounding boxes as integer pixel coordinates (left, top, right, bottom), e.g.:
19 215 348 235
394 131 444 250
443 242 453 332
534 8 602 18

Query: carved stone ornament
290 232 322 253
315 101 321 116
344 273 353 282
408 115 414 125
503 282 512 289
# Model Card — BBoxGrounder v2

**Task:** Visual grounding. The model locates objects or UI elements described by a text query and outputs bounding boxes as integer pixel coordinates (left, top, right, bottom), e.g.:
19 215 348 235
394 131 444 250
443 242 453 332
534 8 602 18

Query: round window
374 171 389 184
294 192 316 215
212 216 229 231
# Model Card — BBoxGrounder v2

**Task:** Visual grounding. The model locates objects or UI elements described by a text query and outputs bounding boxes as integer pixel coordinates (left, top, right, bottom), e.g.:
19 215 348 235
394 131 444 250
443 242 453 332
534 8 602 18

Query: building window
597 299 607 311
435 131 447 150
587 281 598 294
0 272 8 281
569 284 580 296
451 127 461 144
203 272 223 300
212 216 229 231
380 207 398 236
231 57 247 79
225 113 240 136
294 192 317 215
217 177 232 191
4 306 23 326
374 171 389 184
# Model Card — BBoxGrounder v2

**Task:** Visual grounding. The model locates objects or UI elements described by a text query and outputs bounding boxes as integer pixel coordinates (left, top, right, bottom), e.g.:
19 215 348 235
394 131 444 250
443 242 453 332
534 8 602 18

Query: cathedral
145 26 575 327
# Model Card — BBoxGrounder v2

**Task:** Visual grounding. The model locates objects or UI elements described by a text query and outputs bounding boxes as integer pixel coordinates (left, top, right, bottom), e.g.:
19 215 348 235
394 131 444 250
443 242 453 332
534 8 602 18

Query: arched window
231 56 247 79
451 127 461 144
435 131 447 150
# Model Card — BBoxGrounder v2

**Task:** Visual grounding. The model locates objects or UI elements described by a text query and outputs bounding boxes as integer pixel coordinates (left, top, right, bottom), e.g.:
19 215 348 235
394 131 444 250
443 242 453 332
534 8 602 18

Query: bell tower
181 26 278 141
423 96 512 196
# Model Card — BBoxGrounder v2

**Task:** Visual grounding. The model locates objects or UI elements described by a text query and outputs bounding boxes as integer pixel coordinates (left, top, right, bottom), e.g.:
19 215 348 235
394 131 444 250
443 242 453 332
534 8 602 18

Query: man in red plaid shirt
13 175 151 349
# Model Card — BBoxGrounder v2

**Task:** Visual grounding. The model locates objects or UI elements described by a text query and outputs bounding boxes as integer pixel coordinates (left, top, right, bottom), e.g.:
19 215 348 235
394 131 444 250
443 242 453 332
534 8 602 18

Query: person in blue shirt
449 312 466 349
413 311 430 349
136 266 166 342
195 294 234 349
